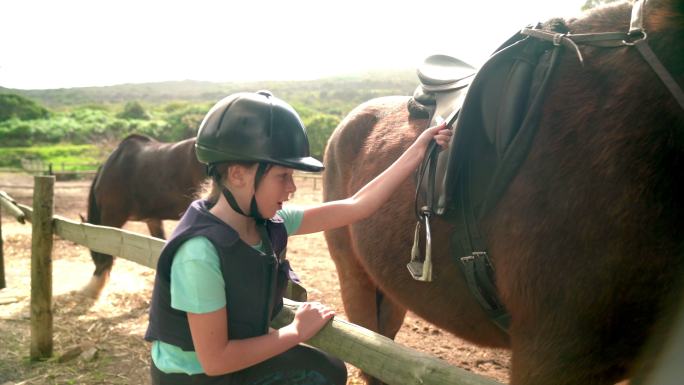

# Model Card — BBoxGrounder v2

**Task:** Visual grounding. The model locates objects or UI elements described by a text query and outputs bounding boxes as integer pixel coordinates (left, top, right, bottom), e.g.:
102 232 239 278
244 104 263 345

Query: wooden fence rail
19 159 99 180
0 176 502 385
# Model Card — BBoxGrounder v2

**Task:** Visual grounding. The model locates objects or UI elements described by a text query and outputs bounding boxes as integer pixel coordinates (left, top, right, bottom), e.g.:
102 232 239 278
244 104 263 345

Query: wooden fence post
30 175 54 360
0 205 5 290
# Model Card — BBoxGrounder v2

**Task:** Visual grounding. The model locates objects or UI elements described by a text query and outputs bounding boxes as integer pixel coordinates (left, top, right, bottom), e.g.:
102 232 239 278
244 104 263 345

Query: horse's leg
82 208 128 299
146 219 165 239
376 291 406 338
325 226 406 385
326 227 381 329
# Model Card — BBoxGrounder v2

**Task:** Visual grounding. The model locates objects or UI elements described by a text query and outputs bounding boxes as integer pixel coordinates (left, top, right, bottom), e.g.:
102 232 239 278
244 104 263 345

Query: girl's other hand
290 302 335 342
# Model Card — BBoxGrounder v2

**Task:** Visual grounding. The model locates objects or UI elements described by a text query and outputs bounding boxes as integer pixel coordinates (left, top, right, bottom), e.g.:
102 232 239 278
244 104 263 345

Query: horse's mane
564 0 683 40
121 133 154 143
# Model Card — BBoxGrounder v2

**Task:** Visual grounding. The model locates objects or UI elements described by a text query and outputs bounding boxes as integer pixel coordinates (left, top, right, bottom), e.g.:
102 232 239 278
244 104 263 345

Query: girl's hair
201 161 271 205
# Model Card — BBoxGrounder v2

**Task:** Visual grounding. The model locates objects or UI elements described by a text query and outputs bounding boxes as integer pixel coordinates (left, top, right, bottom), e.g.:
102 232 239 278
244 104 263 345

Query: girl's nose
287 175 297 194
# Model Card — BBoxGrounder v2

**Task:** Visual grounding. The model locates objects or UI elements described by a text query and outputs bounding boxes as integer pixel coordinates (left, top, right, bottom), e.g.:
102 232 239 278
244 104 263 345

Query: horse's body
84 134 206 298
323 1 683 384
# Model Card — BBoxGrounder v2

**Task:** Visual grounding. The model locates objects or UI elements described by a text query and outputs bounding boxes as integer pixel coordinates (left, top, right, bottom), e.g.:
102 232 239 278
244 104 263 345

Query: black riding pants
150 345 347 385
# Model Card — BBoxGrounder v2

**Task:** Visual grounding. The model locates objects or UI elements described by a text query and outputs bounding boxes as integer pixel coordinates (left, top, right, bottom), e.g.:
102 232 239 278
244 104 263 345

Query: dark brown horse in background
324 1 683 384
84 134 206 298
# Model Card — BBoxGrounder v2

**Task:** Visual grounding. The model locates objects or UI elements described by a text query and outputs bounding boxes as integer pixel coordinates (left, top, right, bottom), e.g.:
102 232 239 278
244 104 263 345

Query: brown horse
323 1 683 384
84 134 206 298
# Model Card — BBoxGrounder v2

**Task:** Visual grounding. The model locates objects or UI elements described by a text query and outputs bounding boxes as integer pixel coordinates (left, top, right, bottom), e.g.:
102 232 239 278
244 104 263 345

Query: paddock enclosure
0 172 509 385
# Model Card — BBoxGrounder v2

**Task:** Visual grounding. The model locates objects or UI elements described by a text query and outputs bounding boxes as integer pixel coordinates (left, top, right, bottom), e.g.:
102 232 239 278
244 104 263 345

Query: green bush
158 102 211 141
0 94 50 122
303 113 340 159
117 101 150 120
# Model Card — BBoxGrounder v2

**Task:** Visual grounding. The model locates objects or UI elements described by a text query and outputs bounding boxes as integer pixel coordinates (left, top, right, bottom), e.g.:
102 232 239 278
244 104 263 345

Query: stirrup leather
407 207 433 282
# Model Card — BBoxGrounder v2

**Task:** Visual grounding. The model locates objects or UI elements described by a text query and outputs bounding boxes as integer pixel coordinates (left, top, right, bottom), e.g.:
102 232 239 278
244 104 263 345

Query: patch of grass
0 144 109 170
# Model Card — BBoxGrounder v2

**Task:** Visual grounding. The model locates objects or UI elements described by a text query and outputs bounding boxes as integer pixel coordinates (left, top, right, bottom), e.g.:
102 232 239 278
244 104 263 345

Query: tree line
0 71 418 166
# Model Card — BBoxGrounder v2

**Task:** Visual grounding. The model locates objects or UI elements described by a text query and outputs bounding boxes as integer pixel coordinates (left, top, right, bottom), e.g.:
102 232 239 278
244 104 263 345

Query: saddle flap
414 31 557 222
442 35 555 215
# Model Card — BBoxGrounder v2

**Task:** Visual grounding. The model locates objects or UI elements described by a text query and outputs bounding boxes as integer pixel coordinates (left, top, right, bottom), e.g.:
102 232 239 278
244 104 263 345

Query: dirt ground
0 172 510 385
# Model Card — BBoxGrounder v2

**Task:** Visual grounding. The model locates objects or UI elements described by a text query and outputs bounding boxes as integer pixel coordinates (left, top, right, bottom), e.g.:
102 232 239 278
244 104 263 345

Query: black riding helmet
196 90 324 172
195 91 322 225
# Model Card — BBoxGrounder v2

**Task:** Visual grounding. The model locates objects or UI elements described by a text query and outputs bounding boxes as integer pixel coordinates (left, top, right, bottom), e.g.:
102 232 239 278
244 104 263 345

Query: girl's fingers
435 122 448 131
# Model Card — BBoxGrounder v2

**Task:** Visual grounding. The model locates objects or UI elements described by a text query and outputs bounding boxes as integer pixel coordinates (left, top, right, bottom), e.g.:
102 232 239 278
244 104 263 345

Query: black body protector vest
145 199 295 351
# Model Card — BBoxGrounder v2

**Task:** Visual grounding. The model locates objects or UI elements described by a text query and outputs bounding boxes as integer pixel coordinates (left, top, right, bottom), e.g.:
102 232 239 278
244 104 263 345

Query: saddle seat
417 54 477 91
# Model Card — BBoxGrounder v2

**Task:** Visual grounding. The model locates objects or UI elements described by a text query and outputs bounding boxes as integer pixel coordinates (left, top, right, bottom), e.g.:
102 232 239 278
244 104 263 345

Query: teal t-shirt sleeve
170 236 226 314
277 206 304 235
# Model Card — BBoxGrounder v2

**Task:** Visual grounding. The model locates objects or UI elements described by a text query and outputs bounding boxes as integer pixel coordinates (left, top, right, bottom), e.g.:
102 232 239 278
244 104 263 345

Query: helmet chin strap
214 163 274 255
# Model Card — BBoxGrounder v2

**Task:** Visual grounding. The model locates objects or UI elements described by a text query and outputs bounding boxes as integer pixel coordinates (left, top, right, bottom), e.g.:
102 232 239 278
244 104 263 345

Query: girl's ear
226 164 255 188
226 165 244 187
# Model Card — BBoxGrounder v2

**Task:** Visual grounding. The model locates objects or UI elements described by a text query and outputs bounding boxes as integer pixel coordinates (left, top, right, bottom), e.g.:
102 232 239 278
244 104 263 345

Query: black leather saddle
409 31 561 331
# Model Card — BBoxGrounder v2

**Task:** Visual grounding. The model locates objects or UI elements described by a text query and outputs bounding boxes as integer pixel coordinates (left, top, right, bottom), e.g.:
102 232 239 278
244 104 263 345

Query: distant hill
0 69 419 108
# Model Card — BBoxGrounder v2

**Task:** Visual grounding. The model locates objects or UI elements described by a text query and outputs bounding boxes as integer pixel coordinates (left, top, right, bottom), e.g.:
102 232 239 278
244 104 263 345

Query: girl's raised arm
295 123 451 235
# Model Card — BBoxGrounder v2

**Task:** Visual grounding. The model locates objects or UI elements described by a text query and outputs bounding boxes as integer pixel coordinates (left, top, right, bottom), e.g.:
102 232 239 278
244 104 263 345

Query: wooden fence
293 171 323 191
2 177 684 384
20 159 98 180
0 176 502 385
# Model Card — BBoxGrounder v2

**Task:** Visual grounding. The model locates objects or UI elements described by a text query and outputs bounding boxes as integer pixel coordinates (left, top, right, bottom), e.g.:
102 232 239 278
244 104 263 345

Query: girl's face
254 165 297 218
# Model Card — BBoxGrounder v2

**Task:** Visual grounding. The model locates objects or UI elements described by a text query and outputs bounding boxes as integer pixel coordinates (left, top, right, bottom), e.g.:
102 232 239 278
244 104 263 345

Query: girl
145 91 451 384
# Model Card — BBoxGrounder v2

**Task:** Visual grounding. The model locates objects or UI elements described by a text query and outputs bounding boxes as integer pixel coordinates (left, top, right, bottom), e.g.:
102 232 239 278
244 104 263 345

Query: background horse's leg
82 208 128 298
146 219 165 239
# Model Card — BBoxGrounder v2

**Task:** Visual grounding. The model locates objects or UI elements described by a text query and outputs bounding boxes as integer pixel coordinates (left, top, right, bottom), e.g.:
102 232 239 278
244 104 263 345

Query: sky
0 0 587 90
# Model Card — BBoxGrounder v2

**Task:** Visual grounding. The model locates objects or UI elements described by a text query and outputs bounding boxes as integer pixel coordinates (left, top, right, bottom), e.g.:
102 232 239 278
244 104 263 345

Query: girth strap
456 161 510 330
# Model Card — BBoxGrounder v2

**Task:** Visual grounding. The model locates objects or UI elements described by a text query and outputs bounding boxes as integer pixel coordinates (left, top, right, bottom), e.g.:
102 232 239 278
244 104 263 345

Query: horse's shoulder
354 96 410 114
335 96 409 135
325 96 412 170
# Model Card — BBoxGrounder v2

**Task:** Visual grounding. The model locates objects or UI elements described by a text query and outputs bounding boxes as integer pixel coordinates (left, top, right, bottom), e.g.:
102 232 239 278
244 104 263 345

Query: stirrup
407 208 433 282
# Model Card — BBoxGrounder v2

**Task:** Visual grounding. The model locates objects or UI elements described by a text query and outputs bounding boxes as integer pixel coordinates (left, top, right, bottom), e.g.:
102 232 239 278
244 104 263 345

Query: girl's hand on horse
418 122 452 150
288 302 335 342
293 122 452 236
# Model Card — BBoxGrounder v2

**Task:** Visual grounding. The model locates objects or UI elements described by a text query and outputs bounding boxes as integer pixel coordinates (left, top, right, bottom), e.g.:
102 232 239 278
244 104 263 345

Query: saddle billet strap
414 140 438 220
460 255 512 329
455 161 510 332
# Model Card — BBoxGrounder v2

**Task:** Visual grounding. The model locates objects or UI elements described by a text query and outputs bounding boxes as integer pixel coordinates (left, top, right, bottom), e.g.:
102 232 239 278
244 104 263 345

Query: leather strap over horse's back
448 36 562 332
